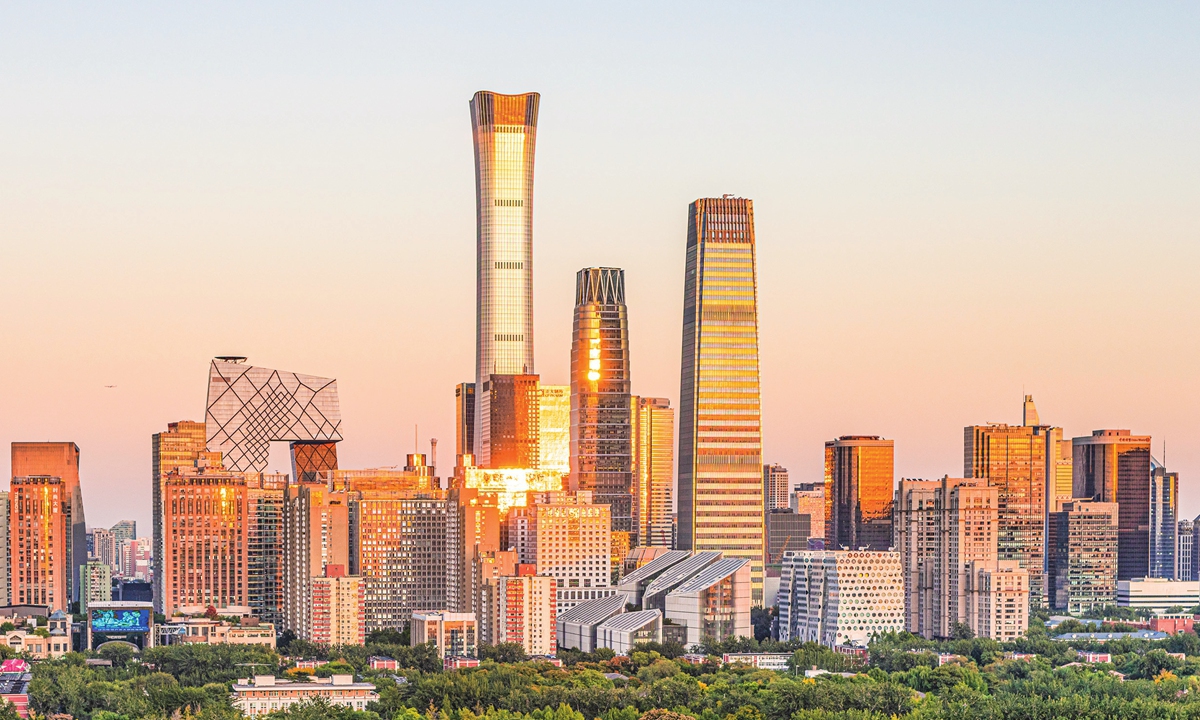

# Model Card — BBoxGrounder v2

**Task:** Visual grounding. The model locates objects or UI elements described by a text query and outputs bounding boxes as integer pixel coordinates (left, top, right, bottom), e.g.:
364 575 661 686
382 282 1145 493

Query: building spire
1022 394 1040 427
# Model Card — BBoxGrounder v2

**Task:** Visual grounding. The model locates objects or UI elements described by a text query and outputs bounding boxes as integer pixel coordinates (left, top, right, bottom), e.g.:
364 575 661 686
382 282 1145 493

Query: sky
2 2 1199 534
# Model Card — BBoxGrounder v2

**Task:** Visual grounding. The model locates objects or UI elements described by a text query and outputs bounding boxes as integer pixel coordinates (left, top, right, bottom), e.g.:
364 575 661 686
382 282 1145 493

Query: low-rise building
1055 631 1169 643
232 675 377 716
161 617 275 647
777 550 905 647
596 610 661 654
368 656 397 671
411 612 478 659
0 671 31 719
663 557 752 646
556 594 626 652
1150 613 1194 635
1117 578 1200 612
721 653 790 671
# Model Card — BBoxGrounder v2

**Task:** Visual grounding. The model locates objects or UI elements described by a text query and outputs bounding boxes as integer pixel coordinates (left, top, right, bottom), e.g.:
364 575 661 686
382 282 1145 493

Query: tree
367 628 408 645
950 622 975 640
99 642 135 668
752 607 775 642
479 642 527 664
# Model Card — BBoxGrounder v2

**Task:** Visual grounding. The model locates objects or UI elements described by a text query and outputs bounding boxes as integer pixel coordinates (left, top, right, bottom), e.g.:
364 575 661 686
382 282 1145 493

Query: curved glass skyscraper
470 91 539 461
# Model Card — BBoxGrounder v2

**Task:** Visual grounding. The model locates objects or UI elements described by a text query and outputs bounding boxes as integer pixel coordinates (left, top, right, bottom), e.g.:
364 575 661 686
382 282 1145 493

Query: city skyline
4 4 1200 535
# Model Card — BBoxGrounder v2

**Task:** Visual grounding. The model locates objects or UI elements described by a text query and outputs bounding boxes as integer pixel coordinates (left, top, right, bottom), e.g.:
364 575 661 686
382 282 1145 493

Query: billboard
90 608 151 634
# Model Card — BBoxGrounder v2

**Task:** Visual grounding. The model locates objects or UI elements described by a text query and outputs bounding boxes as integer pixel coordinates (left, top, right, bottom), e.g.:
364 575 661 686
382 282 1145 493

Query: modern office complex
663 557 751 646
9 475 71 611
455 382 477 459
539 385 571 475
1150 461 1179 579
1117 578 1200 612
570 267 633 535
205 357 343 479
965 423 1047 605
1047 501 1118 613
825 436 894 552
791 484 825 542
1074 430 1153 580
677 196 765 605
776 550 905 647
470 90 539 464
246 472 287 624
632 397 674 547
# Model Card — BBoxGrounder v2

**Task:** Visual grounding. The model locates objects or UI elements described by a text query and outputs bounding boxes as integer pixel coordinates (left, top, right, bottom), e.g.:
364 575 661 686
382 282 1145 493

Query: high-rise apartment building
152 420 216 611
283 482 351 639
80 558 111 614
763 464 790 512
677 196 765 605
479 374 541 469
247 472 287 625
0 491 8 605
90 527 118 572
632 397 674 547
9 476 70 611
161 467 248 616
825 436 894 552
475 550 518 645
450 488 501 616
1047 501 1118 613
1150 461 1179 579
1073 429 1152 580
965 423 1047 605
110 520 136 545
470 90 539 462
571 267 633 535
12 442 86 604
791 484 826 543
495 574 557 656
776 550 905 647
455 383 477 460
972 561 1029 643
1179 519 1195 582
539 385 570 476
310 564 366 646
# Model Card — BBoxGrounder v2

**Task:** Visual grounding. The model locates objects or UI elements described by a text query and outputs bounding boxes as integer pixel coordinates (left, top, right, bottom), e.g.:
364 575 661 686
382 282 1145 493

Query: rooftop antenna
414 425 418 456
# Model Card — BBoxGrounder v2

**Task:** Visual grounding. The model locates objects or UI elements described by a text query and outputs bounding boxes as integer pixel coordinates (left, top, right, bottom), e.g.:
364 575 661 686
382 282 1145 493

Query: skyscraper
632 397 674 547
1073 429 1152 580
11 442 86 605
161 466 248 616
9 476 70 611
470 90 539 462
152 421 218 612
965 423 1047 605
1048 501 1118 613
677 197 765 605
455 382 477 460
763 464 790 511
571 267 633 535
825 436 894 552
538 385 571 475
479 374 541 469
1149 460 1178 579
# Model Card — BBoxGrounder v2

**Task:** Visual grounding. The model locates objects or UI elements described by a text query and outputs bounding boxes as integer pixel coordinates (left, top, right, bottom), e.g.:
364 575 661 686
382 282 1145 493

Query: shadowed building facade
1073 430 1153 581
570 267 633 536
677 197 765 605
825 436 894 552
470 91 539 464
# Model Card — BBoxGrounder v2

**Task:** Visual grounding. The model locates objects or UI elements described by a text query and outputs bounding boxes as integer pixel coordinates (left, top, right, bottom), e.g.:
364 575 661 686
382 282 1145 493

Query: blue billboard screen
91 608 151 633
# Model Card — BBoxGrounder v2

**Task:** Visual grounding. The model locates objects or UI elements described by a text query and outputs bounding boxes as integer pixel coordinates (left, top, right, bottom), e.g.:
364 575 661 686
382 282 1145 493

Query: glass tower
1073 429 1152 581
677 197 765 605
470 91 539 461
570 267 633 535
632 396 675 547
1149 459 1178 579
824 436 894 551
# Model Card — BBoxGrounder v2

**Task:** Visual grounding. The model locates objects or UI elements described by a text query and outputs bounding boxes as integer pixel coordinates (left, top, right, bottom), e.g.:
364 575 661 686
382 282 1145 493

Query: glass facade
824 436 895 552
539 385 571 475
1073 430 1152 581
965 424 1047 605
677 197 765 605
455 382 477 459
471 91 539 460
570 267 633 535
1149 461 1178 579
480 374 541 469
632 396 674 547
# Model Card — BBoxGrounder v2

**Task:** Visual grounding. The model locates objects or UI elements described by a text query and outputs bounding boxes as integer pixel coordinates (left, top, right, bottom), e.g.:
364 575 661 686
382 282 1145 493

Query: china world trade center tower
470 91 539 459
677 197 765 605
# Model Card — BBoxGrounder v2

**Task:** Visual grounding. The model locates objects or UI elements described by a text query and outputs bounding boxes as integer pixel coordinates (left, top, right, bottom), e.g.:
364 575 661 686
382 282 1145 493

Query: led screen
90 608 151 633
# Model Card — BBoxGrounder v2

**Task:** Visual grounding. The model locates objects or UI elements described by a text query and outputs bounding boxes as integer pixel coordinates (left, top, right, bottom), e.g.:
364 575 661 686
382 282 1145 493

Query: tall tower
677 197 765 605
11 442 86 606
570 267 633 535
1073 430 1152 580
470 91 539 462
824 436 895 551
632 396 674 547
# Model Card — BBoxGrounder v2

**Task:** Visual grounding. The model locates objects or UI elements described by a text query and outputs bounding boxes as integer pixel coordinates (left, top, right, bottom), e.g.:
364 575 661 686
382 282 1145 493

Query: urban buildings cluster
2 91 1193 665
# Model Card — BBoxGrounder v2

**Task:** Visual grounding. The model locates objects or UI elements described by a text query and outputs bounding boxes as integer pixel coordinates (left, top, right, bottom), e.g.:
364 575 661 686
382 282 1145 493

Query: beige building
972 561 1029 642
80 558 112 614
310 565 365 646
233 675 377 716
282 482 350 639
508 492 614 613
632 397 674 547
791 485 825 542
166 617 277 647
495 575 557 656
411 611 478 659
475 550 518 644
152 421 220 612
763 464 790 511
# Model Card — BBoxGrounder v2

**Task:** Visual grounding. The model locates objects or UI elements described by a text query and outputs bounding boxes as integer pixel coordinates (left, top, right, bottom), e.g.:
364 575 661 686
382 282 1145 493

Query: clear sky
2 3 1198 534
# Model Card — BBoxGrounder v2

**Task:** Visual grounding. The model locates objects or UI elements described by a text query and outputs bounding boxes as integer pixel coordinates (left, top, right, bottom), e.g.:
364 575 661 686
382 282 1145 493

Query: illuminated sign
91 608 151 634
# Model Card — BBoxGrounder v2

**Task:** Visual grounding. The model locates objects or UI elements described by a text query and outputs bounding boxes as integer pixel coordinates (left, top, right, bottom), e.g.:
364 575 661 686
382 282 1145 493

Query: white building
495 575 557 657
1117 578 1200 611
596 609 661 654
777 550 905 647
664 557 752 646
232 675 377 716
722 653 791 671
556 594 625 652
515 493 616 613
972 561 1029 642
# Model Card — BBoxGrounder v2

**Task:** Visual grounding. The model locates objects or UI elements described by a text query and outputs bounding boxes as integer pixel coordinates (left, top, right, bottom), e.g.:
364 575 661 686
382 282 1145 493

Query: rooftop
598 609 661 632
557 594 626 626
670 558 749 595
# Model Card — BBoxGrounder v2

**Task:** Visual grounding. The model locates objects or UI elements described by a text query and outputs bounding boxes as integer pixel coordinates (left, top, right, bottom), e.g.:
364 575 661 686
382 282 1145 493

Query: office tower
495 574 557 656
664 558 753 646
479 374 541 469
1179 519 1195 582
454 461 564 515
450 488 501 615
538 385 570 475
0 491 8 605
1048 501 1118 613
161 466 248 616
677 196 765 605
517 492 614 613
763 464 790 512
825 436 894 551
350 489 456 630
470 90 539 465
965 423 1047 605
791 484 826 542
766 510 810 565
776 550 905 646
90 527 118 572
246 472 287 625
1150 461 1179 579
1073 429 1153 580
310 565 366 646
283 483 351 639
152 420 216 610
11 442 86 604
570 267 634 536
205 357 342 477
109 520 136 545
80 558 111 614
411 612 479 659
9 476 70 611
455 383 477 459
630 397 674 548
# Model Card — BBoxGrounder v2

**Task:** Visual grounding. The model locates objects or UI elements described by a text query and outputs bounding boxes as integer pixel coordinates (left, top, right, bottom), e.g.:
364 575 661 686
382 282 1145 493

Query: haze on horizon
2 2 1198 533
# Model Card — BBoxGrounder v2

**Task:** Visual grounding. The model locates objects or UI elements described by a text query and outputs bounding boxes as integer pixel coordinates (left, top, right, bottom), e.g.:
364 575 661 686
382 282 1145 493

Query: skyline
3 3 1200 534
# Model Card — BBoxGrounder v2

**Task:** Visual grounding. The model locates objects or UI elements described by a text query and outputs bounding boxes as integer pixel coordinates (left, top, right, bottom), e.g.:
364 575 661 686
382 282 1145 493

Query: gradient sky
3 3 1198 534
